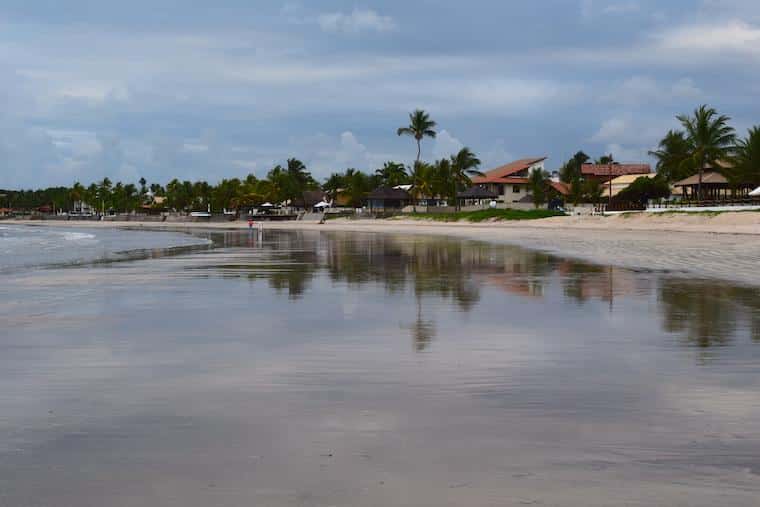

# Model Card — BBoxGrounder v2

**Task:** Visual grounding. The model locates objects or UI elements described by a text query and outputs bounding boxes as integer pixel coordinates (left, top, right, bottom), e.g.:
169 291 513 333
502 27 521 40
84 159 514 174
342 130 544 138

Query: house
0 207 13 217
600 173 658 198
581 163 651 183
471 157 548 205
367 186 412 211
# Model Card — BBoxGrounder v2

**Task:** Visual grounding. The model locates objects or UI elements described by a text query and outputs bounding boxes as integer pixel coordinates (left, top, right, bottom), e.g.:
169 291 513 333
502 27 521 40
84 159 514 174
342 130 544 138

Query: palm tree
410 161 435 211
649 130 693 183
323 173 345 202
397 109 437 165
594 154 615 165
449 147 483 209
528 168 549 208
732 126 760 187
584 179 604 208
375 161 409 187
677 105 736 200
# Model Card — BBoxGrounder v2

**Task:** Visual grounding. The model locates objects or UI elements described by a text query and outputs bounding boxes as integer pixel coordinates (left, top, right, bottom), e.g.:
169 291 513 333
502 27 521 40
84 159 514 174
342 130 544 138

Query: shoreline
7 213 760 286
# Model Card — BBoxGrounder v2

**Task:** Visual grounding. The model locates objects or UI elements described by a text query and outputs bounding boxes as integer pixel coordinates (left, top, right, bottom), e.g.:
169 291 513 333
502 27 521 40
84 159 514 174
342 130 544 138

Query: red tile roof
472 157 547 184
581 163 651 177
549 181 570 195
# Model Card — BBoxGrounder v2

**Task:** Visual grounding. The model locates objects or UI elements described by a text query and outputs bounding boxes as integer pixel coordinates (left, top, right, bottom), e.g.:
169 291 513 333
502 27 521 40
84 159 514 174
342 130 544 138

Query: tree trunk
412 139 421 213
698 155 704 201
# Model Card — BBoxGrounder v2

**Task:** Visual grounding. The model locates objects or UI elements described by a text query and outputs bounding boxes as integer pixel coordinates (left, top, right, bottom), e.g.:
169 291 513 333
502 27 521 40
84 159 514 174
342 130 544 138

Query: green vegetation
615 176 671 206
404 208 565 222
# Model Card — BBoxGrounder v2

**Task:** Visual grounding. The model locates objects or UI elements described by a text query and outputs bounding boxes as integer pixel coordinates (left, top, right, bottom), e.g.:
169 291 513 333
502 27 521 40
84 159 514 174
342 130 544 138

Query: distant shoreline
8 212 760 286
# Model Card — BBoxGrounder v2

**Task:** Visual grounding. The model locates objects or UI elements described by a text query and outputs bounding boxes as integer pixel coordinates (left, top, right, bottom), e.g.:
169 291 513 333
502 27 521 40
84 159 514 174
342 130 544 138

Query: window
513 185 521 193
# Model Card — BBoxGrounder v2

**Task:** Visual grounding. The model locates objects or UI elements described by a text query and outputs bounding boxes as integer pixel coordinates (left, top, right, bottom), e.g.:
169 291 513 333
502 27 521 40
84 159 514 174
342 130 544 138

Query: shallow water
1 229 759 506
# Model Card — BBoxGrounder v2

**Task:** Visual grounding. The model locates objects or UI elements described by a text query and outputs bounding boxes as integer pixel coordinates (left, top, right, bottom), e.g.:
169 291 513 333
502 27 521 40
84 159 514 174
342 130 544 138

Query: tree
397 109 437 165
70 182 85 205
323 173 346 202
731 126 760 187
138 177 147 197
569 177 584 206
528 168 549 208
449 148 483 209
595 154 615 165
584 179 603 207
677 105 736 200
559 151 590 183
649 130 693 183
615 176 671 206
375 161 409 187
342 168 373 208
410 161 436 211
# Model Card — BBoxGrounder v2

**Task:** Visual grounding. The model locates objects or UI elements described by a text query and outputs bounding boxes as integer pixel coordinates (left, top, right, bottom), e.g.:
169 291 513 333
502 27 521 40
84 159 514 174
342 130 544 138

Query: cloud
653 20 760 54
317 9 397 34
600 76 702 105
581 0 641 19
480 140 515 169
432 130 463 160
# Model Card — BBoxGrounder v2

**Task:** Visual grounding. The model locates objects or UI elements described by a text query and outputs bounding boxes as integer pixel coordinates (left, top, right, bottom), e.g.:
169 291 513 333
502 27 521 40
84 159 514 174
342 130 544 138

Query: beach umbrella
750 186 760 197
260 202 273 207
314 201 330 208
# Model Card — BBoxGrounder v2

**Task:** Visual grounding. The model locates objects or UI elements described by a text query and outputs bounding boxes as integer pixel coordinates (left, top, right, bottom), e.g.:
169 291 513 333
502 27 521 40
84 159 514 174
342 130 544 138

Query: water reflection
659 279 760 351
185 230 760 356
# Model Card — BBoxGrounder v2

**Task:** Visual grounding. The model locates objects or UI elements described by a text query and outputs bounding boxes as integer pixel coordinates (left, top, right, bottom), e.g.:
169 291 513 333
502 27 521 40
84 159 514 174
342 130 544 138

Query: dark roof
367 186 411 200
472 157 547 184
302 190 326 207
581 163 651 177
457 186 499 199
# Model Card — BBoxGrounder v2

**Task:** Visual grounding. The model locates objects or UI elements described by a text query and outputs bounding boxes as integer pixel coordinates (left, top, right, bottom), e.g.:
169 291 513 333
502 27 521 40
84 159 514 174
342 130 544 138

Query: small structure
367 186 411 211
581 163 651 183
673 170 754 201
0 207 13 217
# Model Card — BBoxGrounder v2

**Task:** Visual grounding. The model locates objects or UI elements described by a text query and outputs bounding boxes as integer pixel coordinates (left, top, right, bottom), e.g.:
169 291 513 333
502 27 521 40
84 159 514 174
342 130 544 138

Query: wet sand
2 228 760 506
21 211 760 286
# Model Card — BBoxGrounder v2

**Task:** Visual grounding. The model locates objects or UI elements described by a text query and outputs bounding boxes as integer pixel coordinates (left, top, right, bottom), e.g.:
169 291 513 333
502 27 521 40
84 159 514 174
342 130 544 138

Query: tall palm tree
397 109 437 165
649 130 693 183
732 126 760 187
677 105 736 200
449 147 483 209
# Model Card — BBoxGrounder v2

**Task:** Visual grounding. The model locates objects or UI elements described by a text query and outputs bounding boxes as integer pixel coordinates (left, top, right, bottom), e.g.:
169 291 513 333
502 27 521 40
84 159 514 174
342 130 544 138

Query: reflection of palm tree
659 279 735 349
410 293 435 352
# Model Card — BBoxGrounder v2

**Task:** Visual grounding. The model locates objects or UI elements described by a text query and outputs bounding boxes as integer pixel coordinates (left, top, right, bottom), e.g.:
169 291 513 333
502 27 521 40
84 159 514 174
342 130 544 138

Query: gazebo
673 170 754 201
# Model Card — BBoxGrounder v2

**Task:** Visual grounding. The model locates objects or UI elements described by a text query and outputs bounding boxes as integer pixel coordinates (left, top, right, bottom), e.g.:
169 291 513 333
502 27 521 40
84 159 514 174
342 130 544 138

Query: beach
18 210 760 286
2 222 760 506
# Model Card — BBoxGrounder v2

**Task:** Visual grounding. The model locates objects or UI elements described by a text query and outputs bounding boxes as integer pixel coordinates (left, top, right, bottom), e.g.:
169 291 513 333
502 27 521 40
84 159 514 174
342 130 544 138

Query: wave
60 231 97 241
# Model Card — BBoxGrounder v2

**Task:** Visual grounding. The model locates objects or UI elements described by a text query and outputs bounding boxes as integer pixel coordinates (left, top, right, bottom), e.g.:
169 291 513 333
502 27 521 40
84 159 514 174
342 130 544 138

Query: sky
1 0 760 189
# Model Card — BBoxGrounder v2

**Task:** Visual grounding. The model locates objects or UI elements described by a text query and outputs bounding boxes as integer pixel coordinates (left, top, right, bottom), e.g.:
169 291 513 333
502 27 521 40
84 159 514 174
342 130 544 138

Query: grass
402 208 565 222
